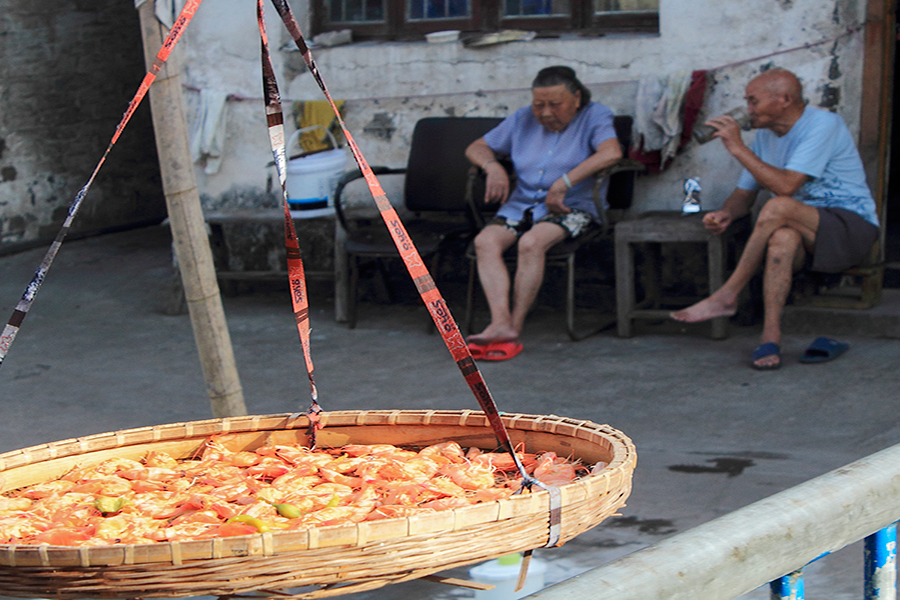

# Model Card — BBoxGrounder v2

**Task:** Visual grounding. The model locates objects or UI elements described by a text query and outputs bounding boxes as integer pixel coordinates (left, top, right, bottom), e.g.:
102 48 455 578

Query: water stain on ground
12 364 50 380
667 457 755 477
607 516 677 535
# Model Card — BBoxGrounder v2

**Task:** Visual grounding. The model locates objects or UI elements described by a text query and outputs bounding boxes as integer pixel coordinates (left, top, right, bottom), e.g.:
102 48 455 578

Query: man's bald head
748 69 804 107
744 68 806 134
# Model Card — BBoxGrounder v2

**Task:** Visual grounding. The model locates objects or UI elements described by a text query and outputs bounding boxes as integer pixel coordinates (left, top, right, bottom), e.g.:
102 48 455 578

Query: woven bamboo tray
0 409 635 599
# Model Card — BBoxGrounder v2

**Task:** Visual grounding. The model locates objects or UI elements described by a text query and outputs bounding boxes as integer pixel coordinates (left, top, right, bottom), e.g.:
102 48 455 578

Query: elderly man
671 68 879 370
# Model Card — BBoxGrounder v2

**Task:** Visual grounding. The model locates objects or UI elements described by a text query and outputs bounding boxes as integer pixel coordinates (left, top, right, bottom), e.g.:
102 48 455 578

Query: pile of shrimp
0 437 593 546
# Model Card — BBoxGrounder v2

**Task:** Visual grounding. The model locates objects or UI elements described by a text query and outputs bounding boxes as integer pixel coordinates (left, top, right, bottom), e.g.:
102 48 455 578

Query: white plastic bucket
284 125 348 211
469 554 547 600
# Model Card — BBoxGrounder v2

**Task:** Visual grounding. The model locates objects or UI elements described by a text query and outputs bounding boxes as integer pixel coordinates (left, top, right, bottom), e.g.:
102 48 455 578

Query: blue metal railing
864 524 897 599
527 443 900 600
770 524 897 599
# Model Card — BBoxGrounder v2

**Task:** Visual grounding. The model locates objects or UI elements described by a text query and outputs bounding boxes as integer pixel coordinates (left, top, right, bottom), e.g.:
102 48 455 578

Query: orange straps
256 0 322 444
265 0 536 487
0 0 205 369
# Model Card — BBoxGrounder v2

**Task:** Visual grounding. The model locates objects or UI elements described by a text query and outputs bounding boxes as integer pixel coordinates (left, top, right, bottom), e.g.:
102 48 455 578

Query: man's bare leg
469 225 518 344
752 227 807 369
508 222 568 334
671 196 819 323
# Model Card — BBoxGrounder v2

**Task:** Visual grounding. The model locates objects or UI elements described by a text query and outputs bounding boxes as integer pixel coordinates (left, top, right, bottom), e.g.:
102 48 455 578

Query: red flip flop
480 340 523 361
466 341 489 360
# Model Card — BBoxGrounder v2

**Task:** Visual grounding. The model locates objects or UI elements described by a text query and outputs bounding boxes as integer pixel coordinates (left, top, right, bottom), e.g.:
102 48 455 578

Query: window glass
408 0 469 20
594 0 657 13
316 0 657 38
330 0 385 22
504 0 569 17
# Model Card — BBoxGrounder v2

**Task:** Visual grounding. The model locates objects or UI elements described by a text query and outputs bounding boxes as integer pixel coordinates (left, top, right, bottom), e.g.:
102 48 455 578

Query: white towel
132 0 187 29
190 89 229 175
154 0 187 28
634 75 666 151
634 70 693 163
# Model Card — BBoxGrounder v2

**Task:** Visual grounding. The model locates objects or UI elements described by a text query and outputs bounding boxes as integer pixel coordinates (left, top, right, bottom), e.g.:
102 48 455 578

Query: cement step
783 288 900 338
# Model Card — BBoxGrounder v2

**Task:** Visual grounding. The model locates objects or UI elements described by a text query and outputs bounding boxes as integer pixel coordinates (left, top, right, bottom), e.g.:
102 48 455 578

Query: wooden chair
333 117 503 328
791 248 884 309
462 115 643 341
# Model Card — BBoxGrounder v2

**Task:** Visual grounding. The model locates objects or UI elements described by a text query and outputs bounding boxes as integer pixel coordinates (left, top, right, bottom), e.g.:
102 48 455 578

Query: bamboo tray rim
0 409 634 471
0 410 636 571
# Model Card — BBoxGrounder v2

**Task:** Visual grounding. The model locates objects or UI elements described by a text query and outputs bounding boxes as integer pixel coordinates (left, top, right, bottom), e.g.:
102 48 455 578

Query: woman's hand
483 162 510 204
465 139 510 204
546 179 571 214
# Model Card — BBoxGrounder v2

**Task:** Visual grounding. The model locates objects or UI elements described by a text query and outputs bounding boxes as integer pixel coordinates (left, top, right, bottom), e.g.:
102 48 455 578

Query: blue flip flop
751 342 781 370
799 337 850 364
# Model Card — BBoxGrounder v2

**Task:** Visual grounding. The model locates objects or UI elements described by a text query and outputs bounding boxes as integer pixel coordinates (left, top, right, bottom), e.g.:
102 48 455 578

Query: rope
265 0 540 486
256 0 322 445
0 0 204 370
706 23 865 73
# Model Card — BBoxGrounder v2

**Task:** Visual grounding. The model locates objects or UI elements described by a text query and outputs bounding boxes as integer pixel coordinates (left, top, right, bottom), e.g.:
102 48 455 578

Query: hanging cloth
150 0 187 28
631 70 708 173
679 70 709 148
653 70 693 164
190 89 229 174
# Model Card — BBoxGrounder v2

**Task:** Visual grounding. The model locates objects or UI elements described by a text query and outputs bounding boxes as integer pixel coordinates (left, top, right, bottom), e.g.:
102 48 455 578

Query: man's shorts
488 209 595 239
810 207 879 273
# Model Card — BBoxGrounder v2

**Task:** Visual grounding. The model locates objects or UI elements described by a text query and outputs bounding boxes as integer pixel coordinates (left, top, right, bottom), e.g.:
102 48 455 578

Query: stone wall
184 0 869 215
168 0 870 279
0 0 872 279
0 0 165 250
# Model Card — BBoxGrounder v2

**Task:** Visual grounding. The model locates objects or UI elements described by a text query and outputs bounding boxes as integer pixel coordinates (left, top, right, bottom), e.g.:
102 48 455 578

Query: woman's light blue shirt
483 102 618 222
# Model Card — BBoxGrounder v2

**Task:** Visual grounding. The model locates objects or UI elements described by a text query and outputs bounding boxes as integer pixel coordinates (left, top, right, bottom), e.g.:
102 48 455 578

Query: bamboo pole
137 1 247 418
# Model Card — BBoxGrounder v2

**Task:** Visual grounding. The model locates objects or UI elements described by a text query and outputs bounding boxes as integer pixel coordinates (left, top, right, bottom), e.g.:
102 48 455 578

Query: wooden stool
615 211 730 339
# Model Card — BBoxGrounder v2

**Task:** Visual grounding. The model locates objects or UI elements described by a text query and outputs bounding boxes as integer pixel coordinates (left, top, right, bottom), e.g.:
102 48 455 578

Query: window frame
309 0 657 41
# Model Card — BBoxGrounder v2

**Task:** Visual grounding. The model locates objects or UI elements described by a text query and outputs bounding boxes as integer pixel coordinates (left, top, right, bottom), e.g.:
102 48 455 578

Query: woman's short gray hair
532 65 591 108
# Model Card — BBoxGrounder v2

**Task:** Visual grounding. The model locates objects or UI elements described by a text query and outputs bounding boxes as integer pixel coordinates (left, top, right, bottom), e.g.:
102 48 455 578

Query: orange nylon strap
256 0 321 445
0 0 204 370
266 0 534 483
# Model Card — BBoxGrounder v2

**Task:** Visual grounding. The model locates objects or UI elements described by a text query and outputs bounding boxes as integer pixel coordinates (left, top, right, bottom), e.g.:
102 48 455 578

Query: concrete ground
0 223 898 600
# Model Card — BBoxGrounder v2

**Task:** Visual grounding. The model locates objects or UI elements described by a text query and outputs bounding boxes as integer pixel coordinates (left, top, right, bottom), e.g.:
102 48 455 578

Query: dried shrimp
0 438 594 546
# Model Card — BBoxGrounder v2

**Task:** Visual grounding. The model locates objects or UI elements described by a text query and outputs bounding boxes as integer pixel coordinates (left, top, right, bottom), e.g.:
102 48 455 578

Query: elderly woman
464 66 622 360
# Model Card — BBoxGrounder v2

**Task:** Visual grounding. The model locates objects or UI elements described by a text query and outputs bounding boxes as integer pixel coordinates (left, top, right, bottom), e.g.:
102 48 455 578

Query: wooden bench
203 208 336 284
792 263 884 309
168 208 336 315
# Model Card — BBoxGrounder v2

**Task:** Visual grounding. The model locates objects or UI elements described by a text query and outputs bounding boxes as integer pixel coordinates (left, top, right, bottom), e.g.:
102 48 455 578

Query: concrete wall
0 0 871 258
182 0 870 218
0 0 165 250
